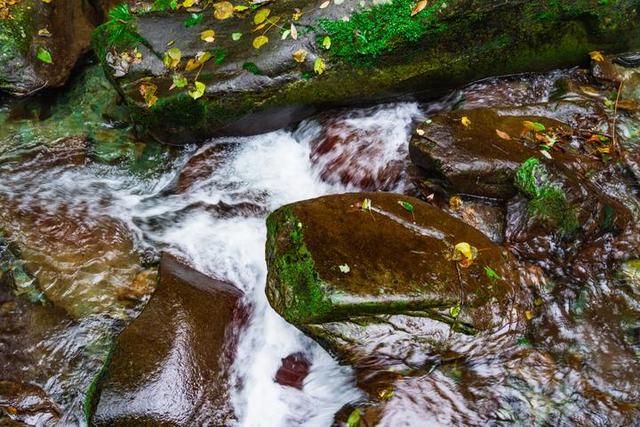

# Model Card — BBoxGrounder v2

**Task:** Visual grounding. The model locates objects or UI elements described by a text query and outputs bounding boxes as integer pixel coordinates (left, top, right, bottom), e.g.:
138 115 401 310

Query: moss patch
515 158 579 235
266 207 332 325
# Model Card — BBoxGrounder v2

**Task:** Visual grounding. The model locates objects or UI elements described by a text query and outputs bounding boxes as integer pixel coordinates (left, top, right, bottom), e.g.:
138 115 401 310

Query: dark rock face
93 253 244 426
92 0 640 142
0 0 106 96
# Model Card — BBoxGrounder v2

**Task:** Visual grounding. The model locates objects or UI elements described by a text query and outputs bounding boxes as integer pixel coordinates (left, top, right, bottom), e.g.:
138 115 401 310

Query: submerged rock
0 381 60 426
93 253 244 426
274 352 311 390
92 0 639 142
0 0 105 95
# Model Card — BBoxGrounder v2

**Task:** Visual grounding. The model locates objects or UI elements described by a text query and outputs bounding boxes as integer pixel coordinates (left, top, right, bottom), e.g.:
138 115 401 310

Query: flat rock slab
93 253 244 426
93 0 640 142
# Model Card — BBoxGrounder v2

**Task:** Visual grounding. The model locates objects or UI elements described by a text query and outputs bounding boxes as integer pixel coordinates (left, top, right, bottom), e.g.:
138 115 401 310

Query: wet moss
82 339 114 425
266 207 332 325
515 158 579 235
0 4 34 90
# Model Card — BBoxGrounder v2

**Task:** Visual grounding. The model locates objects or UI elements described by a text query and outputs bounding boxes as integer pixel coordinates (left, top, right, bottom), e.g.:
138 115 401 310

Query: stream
2 62 640 426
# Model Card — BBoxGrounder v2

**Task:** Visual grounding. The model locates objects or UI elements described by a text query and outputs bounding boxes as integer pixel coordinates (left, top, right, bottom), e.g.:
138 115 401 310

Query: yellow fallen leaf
314 57 326 75
452 242 478 268
37 28 51 37
495 129 512 141
139 83 158 108
589 51 605 62
163 47 182 69
525 310 535 320
213 1 233 20
254 7 270 24
411 0 427 16
188 81 206 99
253 35 269 49
292 49 307 63
182 0 196 7
200 29 215 43
461 116 471 127
185 51 213 71
449 196 462 211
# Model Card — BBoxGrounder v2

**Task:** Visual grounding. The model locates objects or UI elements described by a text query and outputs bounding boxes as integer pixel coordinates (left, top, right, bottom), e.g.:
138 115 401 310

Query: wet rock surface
92 0 640 142
93 253 244 426
0 0 106 95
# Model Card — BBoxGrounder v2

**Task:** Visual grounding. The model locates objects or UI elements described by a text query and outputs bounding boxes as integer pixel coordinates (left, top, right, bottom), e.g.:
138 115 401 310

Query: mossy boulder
0 0 111 96
93 0 640 143
266 192 535 345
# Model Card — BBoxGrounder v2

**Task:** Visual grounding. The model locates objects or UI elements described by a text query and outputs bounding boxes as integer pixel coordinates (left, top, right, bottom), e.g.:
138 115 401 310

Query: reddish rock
93 253 245 426
274 352 311 390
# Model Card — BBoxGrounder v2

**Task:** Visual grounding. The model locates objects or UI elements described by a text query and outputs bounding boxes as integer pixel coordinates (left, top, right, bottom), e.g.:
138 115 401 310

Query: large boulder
0 0 110 95
92 0 640 143
92 253 245 426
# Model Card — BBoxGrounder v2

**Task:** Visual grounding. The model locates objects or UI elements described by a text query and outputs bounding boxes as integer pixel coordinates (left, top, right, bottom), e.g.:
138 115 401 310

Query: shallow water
2 66 640 425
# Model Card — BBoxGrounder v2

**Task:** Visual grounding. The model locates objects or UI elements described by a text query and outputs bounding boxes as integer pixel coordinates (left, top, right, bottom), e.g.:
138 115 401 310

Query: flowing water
2 64 640 425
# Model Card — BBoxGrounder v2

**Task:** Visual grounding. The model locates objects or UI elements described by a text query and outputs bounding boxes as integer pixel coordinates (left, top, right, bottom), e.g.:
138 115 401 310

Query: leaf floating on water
461 116 471 127
253 7 271 24
36 47 53 64
292 49 307 63
213 1 234 20
252 35 269 49
495 129 512 140
188 81 206 99
347 409 361 427
398 200 414 213
200 29 215 42
411 0 428 16
452 242 478 268
589 50 605 62
314 57 326 74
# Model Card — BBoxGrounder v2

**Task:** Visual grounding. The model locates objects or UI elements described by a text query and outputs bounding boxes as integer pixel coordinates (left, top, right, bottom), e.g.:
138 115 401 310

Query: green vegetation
317 0 447 66
100 4 144 50
266 208 332 324
515 158 579 235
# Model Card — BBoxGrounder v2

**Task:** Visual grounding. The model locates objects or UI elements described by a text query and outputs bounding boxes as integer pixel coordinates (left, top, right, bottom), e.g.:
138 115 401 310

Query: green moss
83 339 114 424
515 158 579 235
266 207 332 325
317 0 446 66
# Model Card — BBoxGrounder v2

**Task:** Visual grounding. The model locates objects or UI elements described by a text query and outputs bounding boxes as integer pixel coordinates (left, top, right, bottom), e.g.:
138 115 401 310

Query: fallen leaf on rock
254 7 271 24
37 27 51 37
411 0 428 16
232 32 242 41
322 35 331 49
163 47 182 69
213 1 233 20
523 120 546 132
188 81 206 99
292 49 307 63
338 264 351 274
314 57 326 74
253 35 269 49
36 46 52 64
398 200 414 213
200 29 215 42
319 0 330 8
589 50 605 62
461 116 471 127
290 23 298 40
139 82 158 107
451 242 478 268
496 129 512 140
449 196 462 210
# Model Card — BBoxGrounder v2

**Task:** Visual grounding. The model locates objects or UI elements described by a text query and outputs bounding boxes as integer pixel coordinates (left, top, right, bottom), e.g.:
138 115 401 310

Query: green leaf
213 48 226 65
398 201 414 213
153 0 178 11
313 57 326 75
184 12 204 28
449 303 461 319
36 47 53 64
231 32 242 41
347 409 361 427
484 266 502 281
322 36 331 49
243 62 262 75
188 81 206 99
172 74 187 88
